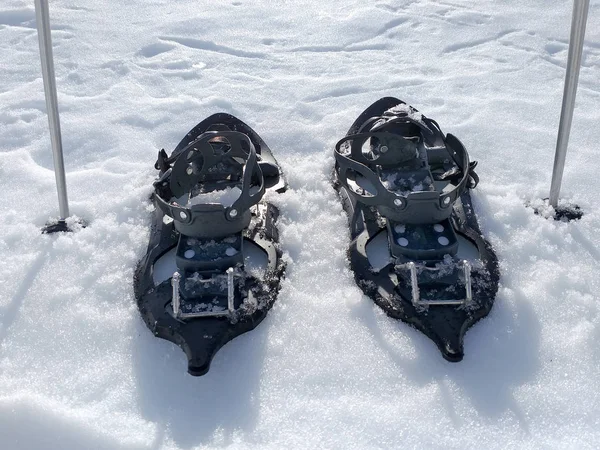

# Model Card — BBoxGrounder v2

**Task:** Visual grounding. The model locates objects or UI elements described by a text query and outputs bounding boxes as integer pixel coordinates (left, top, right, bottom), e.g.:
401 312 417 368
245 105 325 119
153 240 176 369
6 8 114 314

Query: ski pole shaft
549 0 590 208
34 0 70 220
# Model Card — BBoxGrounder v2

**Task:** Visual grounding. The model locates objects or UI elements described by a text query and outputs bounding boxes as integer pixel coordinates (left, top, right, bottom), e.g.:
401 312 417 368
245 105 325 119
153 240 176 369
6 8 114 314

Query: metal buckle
401 260 472 307
171 267 237 319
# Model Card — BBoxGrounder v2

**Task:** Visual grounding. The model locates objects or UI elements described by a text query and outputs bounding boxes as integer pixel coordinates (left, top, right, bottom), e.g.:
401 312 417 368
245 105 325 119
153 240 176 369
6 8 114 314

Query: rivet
380 145 389 153
394 198 403 207
184 249 195 259
442 196 451 206
229 209 238 218
438 236 450 246
179 211 187 220
394 224 406 234
434 224 444 232
397 237 409 247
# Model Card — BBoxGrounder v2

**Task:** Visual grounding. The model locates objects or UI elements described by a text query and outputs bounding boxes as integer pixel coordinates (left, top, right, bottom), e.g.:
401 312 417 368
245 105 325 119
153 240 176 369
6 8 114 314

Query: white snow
1 0 600 448
384 103 423 122
187 186 242 208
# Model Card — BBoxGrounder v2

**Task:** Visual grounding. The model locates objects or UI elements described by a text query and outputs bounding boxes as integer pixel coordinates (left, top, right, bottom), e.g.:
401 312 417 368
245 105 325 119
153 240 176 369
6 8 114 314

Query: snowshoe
333 97 499 361
134 113 286 376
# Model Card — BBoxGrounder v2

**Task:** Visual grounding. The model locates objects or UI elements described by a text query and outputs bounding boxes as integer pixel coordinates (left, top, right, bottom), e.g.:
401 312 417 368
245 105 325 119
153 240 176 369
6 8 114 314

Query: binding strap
334 131 474 223
154 131 265 226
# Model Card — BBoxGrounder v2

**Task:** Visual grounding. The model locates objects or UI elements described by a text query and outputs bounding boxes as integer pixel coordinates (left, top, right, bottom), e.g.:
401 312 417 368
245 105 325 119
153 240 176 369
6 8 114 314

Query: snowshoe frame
135 114 286 376
333 97 500 361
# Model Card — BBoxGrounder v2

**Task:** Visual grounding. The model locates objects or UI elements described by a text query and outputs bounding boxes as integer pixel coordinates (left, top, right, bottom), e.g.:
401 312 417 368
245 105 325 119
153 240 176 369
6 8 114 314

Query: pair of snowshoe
134 97 499 375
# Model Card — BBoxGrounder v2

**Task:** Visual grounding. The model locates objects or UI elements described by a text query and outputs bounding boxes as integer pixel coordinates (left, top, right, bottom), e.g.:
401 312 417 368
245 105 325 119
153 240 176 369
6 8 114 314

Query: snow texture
1 0 600 448
187 186 242 208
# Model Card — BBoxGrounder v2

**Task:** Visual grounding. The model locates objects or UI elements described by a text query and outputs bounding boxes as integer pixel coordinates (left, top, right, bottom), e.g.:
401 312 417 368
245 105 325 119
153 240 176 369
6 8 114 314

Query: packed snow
1 0 600 448
186 187 243 208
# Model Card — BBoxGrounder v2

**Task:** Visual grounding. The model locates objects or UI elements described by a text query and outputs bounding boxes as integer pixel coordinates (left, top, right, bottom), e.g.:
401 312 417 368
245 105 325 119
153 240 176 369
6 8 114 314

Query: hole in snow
188 186 242 207
346 169 377 197
362 137 380 161
455 234 480 262
243 239 269 280
366 230 391 272
153 247 177 285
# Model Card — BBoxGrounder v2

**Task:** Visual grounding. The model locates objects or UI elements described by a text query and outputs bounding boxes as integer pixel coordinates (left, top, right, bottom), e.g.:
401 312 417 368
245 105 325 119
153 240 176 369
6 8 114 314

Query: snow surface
2 0 600 448
187 186 242 207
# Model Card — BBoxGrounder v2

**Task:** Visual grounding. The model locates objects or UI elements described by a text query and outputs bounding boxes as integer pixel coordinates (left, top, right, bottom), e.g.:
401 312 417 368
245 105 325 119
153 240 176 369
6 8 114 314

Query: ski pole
34 0 70 222
549 0 590 208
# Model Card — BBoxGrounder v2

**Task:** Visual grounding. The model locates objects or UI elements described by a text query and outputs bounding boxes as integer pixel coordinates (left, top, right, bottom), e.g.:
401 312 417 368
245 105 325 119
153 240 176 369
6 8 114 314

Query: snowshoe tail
333 97 499 361
135 114 286 375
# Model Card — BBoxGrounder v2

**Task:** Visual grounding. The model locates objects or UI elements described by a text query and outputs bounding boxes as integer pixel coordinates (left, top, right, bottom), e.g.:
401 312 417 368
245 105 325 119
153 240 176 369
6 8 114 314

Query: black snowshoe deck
134 114 286 376
333 97 499 361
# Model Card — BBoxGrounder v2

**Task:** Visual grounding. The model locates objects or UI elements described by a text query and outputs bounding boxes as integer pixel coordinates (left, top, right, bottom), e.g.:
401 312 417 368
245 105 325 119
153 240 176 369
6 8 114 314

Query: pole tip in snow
42 217 87 234
529 199 583 222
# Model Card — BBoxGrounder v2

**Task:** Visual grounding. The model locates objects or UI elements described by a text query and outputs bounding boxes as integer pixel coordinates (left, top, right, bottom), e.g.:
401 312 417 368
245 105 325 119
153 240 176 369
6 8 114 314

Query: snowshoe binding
333 97 499 361
135 114 286 376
